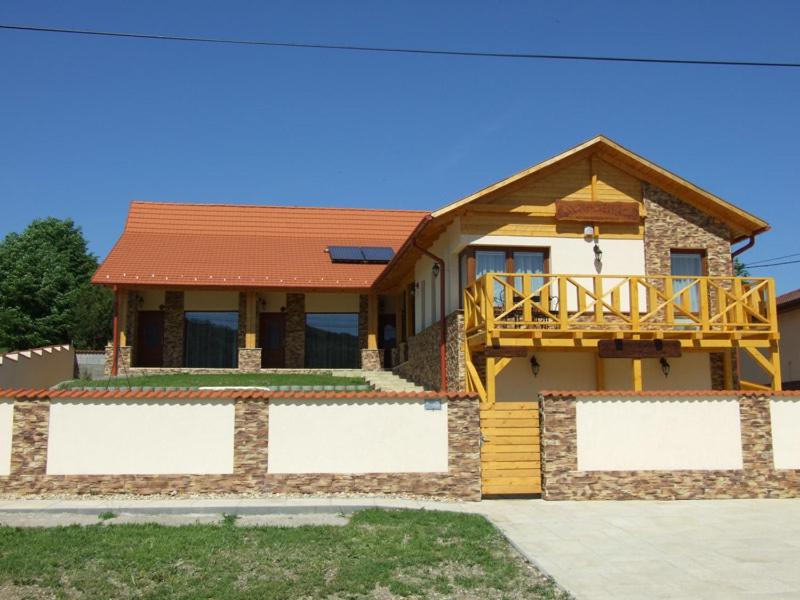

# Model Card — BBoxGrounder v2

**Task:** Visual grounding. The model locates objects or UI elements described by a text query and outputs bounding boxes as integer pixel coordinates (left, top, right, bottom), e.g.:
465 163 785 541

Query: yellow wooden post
595 354 605 390
593 275 603 324
368 292 378 350
699 278 710 330
486 356 497 407
723 350 734 390
245 291 257 348
632 358 643 391
629 276 640 331
558 276 568 330
118 291 128 347
770 340 782 391
522 274 532 322
664 277 675 326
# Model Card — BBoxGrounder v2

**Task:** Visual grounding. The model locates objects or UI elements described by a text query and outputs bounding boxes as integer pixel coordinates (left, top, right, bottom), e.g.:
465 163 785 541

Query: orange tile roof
538 390 799 397
1 388 477 400
92 201 429 289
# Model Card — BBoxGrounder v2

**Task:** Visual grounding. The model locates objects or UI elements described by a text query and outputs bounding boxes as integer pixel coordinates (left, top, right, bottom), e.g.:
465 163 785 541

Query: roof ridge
129 200 430 215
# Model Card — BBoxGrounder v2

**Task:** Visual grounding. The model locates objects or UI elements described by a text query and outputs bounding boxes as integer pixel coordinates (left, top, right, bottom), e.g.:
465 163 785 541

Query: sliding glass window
305 313 359 368
184 311 239 368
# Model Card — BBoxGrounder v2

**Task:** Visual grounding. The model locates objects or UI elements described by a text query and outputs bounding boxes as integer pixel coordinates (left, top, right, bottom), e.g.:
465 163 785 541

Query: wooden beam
595 354 605 390
598 339 681 359
486 356 497 407
367 292 378 350
118 291 128 347
632 358 643 391
245 291 257 349
770 340 782 391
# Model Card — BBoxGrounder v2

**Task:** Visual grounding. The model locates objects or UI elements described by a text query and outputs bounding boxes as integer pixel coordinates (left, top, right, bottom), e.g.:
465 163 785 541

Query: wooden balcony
463 273 781 402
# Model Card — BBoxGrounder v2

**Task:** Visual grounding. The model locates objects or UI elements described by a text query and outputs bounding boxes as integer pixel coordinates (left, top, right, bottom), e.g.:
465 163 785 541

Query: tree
734 257 749 277
0 218 112 350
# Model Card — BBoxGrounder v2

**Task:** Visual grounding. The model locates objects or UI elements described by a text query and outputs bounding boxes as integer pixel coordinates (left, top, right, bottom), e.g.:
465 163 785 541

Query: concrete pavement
0 496 798 599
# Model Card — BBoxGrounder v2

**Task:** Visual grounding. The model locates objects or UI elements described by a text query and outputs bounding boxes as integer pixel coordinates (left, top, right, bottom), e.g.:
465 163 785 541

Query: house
94 135 777 397
740 288 800 390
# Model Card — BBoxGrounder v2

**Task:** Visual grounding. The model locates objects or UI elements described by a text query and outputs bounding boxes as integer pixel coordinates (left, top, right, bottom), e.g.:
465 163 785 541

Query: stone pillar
163 291 184 368
360 349 382 370
285 293 305 368
238 348 262 372
104 344 131 376
361 292 381 371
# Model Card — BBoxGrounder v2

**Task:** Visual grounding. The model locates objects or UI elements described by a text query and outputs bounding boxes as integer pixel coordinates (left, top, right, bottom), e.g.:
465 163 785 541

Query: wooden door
480 401 541 496
260 313 286 368
136 311 164 367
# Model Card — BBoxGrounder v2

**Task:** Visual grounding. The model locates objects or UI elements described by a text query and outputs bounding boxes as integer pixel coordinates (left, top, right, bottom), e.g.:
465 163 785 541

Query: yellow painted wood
480 401 541 496
482 450 540 461
482 427 539 438
632 358 643 391
367 292 378 350
482 482 542 495
480 418 539 429
118 292 128 347
245 291 258 349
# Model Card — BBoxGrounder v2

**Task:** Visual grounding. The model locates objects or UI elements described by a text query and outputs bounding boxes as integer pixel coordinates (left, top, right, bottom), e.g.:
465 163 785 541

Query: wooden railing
464 273 778 337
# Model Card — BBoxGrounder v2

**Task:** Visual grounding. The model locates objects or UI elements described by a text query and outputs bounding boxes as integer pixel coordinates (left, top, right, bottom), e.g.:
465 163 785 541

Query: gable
459 155 644 239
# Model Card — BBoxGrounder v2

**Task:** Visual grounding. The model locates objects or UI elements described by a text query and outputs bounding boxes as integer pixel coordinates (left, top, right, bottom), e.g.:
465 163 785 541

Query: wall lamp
593 241 603 263
530 354 540 378
660 357 671 377
432 263 440 278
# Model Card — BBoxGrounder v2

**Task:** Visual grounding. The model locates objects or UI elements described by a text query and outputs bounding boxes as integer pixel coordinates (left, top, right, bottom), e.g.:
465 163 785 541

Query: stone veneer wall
285 294 305 368
162 291 185 368
237 349 262 373
540 393 800 500
643 182 737 389
0 393 481 500
103 345 131 377
394 311 466 392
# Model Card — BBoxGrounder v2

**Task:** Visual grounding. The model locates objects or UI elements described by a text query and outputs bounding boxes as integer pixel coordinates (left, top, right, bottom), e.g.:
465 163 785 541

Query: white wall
46 400 235 475
414 220 462 332
741 308 800 386
268 399 448 473
0 345 75 390
770 399 800 469
496 352 596 402
0 400 12 476
576 397 743 471
603 353 712 391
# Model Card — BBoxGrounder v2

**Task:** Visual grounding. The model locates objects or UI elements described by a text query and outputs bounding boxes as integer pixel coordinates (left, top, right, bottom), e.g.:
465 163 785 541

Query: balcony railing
464 273 778 338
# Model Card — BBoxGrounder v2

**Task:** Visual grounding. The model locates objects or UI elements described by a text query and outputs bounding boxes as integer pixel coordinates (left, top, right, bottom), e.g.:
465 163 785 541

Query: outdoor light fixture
660 357 671 377
530 354 540 377
583 224 595 240
593 241 603 262
432 263 440 278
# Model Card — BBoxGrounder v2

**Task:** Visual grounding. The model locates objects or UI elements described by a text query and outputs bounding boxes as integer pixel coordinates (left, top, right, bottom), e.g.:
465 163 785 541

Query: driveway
0 496 798 598
481 498 800 599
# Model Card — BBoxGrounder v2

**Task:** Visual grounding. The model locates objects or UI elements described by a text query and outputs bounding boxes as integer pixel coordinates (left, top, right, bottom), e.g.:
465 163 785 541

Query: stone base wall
394 311 465 392
238 348 262 372
540 392 800 500
0 392 481 500
360 349 382 371
103 345 132 377
285 294 305 368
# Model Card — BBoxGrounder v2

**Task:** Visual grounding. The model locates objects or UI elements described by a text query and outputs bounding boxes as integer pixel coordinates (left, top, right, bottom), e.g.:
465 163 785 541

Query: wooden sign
555 200 640 224
484 346 528 358
598 339 682 359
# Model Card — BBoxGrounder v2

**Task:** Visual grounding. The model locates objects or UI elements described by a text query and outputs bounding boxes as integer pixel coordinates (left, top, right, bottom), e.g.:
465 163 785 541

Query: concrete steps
335 369 426 393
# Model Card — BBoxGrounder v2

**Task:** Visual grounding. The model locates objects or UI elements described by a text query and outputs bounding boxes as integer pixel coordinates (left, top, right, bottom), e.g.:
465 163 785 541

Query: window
184 312 239 368
671 250 706 313
305 313 359 368
459 246 549 306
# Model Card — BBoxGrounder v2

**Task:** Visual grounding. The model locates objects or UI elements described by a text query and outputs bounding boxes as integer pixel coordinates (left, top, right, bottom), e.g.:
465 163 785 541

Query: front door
136 311 164 367
260 313 286 368
378 315 396 368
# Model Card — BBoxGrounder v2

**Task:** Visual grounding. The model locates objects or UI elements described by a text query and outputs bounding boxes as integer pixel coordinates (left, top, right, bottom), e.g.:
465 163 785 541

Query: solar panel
361 247 395 263
328 246 395 264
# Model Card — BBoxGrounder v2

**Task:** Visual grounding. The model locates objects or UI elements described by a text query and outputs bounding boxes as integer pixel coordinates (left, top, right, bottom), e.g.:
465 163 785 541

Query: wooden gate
480 401 541 496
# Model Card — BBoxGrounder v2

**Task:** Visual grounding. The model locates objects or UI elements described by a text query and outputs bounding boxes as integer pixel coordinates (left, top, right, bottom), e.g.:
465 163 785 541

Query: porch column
360 291 381 370
632 358 643 391
238 291 261 372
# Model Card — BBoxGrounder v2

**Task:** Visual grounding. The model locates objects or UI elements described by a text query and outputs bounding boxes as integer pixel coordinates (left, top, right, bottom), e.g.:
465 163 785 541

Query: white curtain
671 253 703 313
476 250 506 306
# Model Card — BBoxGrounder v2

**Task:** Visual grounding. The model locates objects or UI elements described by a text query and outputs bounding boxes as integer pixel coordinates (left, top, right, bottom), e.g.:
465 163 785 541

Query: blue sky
1 1 799 291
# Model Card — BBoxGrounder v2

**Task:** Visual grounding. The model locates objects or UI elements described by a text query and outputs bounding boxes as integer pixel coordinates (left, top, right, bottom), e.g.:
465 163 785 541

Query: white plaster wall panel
576 397 743 471
464 235 646 312
183 290 240 311
0 400 13 476
770 399 800 469
46 400 235 475
496 352 595 402
305 293 359 313
267 399 448 473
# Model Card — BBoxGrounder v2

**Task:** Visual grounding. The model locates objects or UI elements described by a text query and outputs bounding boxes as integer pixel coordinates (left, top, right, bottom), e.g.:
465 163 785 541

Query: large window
671 250 706 313
305 313 359 368
460 246 549 306
184 312 239 368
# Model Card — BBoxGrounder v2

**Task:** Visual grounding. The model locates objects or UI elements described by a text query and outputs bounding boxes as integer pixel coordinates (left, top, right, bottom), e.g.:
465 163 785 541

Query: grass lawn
0 509 562 600
62 372 367 388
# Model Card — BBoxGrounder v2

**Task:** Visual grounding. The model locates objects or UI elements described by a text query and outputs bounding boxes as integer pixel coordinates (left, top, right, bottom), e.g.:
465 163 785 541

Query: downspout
732 234 757 258
412 239 448 393
111 286 119 376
